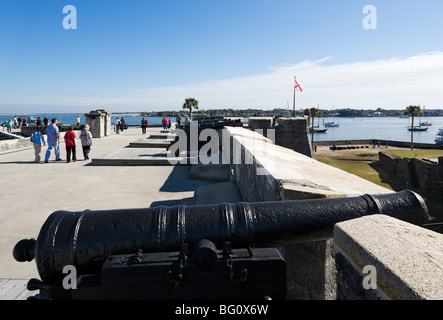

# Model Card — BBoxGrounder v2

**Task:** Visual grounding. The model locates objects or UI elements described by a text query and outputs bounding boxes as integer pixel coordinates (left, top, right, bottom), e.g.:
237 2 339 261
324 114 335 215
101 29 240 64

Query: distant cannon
13 190 428 300
167 117 243 157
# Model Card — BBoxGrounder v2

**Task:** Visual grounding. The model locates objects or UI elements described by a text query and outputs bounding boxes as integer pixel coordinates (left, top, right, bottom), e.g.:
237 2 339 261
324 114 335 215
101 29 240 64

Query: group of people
114 117 126 134
2 116 52 131
112 115 190 134
30 118 93 164
3 116 29 133
161 116 171 130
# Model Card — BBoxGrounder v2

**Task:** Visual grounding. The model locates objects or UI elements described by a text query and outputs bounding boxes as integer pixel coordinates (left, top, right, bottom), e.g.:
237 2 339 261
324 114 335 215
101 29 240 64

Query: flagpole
293 87 296 117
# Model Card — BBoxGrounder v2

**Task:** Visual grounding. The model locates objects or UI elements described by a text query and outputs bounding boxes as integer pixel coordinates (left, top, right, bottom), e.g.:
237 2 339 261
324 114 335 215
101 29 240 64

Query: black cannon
13 190 428 300
177 117 242 131
169 118 243 158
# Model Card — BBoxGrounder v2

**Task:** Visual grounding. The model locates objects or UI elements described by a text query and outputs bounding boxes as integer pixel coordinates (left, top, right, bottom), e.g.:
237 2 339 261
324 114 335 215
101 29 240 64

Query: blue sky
1 0 442 112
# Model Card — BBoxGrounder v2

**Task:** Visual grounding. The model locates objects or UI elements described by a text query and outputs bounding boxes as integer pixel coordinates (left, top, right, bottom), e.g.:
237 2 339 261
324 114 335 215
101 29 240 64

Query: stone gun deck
91 148 192 166
0 278 34 300
129 138 175 148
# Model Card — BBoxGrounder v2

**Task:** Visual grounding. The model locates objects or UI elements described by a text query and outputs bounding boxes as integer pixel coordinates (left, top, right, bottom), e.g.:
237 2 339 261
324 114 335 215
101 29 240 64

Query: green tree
182 98 199 120
310 108 321 152
405 105 423 150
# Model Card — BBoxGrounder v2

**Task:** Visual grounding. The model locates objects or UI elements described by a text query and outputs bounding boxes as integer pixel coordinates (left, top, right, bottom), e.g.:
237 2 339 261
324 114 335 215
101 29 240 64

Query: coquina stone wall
378 151 443 194
248 117 313 158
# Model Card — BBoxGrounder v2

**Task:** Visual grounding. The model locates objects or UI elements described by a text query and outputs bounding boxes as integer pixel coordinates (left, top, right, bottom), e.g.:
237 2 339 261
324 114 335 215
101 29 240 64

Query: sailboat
323 110 340 127
310 105 328 133
407 126 428 132
419 106 432 126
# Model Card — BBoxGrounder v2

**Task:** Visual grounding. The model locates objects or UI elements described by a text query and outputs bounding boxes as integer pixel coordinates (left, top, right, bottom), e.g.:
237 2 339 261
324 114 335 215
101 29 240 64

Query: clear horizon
1 0 442 113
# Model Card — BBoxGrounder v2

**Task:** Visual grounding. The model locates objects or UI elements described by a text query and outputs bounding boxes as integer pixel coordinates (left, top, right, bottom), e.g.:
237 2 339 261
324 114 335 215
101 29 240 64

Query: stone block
334 215 443 300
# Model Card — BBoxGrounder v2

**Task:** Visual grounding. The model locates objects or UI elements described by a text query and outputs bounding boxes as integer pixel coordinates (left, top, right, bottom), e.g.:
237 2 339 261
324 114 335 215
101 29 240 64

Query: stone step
148 134 177 139
92 148 194 166
129 138 175 148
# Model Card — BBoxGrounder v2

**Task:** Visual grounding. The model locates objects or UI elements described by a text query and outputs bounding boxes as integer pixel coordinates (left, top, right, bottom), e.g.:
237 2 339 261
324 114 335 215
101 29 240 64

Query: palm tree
310 107 321 152
182 98 199 120
405 105 423 150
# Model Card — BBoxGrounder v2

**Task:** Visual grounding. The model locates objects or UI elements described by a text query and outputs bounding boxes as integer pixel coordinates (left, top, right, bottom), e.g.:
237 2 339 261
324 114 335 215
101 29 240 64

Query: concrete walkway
0 127 217 282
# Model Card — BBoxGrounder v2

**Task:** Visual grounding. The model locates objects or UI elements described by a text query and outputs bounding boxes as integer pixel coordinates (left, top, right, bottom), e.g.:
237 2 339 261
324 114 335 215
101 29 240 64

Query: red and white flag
294 77 303 92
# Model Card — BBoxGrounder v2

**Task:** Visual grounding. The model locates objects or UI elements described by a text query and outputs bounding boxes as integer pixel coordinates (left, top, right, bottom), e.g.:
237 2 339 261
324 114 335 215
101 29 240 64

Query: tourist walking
115 117 121 134
76 115 81 128
43 116 49 126
176 114 182 127
44 118 61 163
120 118 126 132
36 117 42 126
162 116 168 129
30 125 46 163
168 118 172 129
5 119 12 133
141 117 148 134
80 124 93 160
64 125 77 163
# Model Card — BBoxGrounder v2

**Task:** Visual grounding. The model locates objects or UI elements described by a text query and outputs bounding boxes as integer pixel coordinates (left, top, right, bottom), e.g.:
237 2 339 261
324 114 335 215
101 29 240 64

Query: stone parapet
224 126 391 201
334 215 443 300
247 117 313 158
222 126 392 299
275 117 313 158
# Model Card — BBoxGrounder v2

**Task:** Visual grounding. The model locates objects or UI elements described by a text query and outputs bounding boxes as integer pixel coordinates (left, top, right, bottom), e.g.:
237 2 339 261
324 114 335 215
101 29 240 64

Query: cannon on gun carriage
13 190 428 300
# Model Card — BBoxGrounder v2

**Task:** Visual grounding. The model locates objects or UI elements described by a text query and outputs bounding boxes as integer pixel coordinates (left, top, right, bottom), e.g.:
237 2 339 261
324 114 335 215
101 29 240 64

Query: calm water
2 113 442 145
310 117 443 145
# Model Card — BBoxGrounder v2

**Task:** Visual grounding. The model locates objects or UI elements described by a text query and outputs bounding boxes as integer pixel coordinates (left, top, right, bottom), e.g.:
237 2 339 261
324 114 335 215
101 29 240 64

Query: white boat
435 128 443 144
324 107 340 127
420 106 432 126
324 122 339 128
323 117 340 127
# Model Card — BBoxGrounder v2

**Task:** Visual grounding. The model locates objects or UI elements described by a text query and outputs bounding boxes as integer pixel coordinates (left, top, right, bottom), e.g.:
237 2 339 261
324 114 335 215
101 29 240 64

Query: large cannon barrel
14 190 428 285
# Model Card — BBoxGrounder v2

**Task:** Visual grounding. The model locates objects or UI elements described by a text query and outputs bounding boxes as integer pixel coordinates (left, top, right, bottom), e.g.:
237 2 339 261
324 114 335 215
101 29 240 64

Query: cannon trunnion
13 190 428 300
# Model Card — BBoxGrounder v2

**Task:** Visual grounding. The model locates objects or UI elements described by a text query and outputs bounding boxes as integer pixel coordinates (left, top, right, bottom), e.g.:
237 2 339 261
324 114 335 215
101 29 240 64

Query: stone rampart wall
379 151 443 193
248 117 313 158
222 126 392 300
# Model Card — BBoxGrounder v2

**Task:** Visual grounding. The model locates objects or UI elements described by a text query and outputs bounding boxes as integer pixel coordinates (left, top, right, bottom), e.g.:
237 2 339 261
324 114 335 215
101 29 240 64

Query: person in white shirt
115 117 121 134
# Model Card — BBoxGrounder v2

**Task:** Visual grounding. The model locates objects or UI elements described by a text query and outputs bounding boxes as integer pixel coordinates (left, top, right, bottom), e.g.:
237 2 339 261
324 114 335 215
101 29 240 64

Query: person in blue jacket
30 125 46 163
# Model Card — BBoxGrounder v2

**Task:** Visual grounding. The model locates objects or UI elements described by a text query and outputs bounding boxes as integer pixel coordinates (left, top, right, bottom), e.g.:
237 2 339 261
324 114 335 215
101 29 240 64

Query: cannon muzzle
14 190 428 284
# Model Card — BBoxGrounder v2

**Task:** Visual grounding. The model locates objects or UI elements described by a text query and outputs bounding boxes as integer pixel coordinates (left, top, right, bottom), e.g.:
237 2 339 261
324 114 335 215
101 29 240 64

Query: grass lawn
315 148 443 227
386 149 443 159
314 151 404 191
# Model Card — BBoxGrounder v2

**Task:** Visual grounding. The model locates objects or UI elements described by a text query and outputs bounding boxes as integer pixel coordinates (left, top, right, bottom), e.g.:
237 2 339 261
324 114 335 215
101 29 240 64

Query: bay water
1 113 442 145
